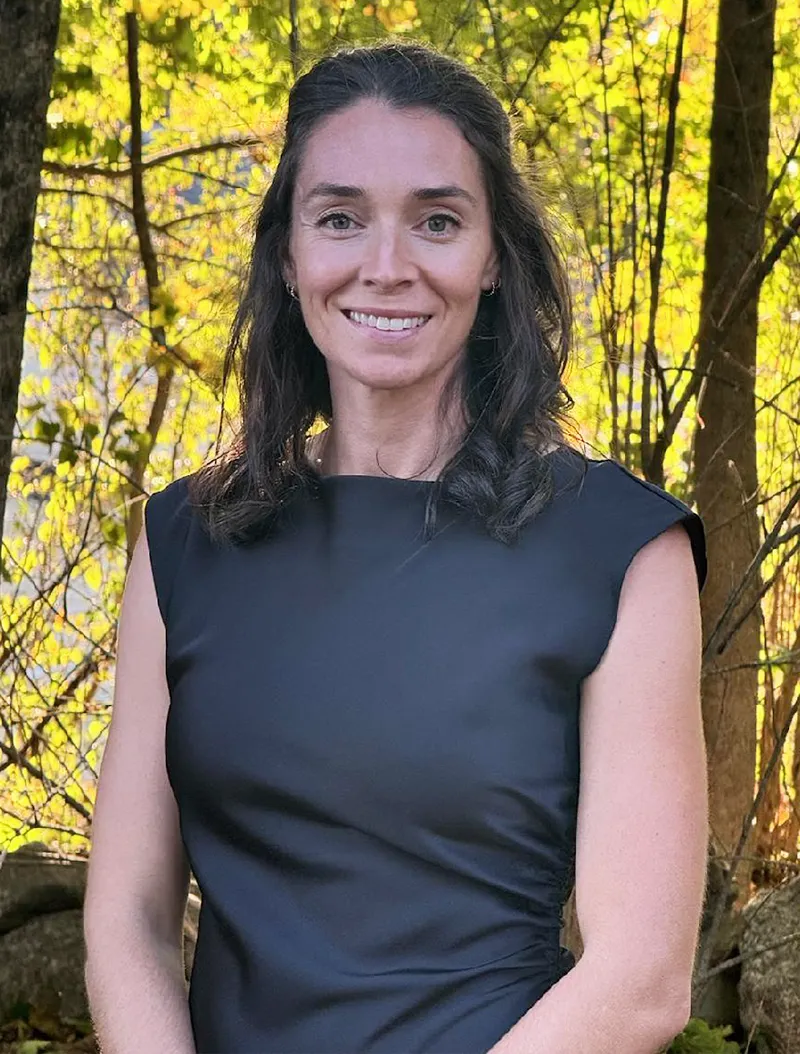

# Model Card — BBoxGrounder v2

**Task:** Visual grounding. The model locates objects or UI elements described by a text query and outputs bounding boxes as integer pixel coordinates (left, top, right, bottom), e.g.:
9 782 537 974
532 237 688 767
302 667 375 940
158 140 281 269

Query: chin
329 357 434 391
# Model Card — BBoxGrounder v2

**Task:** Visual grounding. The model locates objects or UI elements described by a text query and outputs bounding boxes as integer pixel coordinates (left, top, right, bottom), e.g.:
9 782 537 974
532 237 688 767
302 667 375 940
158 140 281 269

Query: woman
84 40 709 1054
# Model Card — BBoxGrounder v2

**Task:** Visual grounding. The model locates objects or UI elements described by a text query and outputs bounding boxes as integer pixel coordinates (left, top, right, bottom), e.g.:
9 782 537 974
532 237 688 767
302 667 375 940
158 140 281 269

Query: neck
307 422 464 480
308 428 563 477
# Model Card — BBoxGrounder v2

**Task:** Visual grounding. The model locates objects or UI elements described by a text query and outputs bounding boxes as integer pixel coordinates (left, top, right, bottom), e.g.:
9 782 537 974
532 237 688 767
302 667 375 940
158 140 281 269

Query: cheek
299 238 354 282
436 279 483 314
425 255 488 299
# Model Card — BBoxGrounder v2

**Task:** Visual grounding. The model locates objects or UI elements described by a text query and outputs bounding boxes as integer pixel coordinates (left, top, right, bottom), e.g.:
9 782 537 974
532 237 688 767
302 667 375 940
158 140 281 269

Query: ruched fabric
145 448 707 1054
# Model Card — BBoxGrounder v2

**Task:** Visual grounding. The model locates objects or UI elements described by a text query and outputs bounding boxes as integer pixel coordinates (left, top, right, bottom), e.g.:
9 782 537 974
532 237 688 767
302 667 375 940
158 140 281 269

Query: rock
0 843 200 1026
0 843 86 936
0 844 89 1021
738 875 800 1054
0 910 88 1020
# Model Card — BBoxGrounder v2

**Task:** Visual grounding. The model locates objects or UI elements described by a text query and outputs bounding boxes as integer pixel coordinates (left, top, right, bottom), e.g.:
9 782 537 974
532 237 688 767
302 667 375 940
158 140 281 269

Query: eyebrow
300 182 479 208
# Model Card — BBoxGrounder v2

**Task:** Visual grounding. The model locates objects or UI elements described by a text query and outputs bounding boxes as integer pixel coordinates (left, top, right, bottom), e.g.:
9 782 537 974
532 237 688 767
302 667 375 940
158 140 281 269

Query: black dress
145 447 707 1054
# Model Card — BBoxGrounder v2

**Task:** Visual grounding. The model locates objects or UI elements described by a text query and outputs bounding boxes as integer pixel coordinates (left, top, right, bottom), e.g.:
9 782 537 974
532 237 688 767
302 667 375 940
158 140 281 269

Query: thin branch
651 211 800 471
509 0 584 109
41 135 263 180
703 483 800 660
484 0 510 85
699 930 800 982
288 0 300 77
694 686 800 999
643 0 689 473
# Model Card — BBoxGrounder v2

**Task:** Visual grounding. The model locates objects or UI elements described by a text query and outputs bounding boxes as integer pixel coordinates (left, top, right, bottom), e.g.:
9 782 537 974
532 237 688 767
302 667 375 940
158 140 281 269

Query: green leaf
667 1017 741 1053
174 19 196 62
81 422 100 447
100 517 126 549
33 419 60 445
45 120 94 157
101 137 124 162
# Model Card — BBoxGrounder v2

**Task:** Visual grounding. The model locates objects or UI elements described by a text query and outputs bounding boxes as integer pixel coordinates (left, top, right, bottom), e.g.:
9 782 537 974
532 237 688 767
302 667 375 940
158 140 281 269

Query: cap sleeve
143 475 193 626
570 458 708 679
604 460 708 594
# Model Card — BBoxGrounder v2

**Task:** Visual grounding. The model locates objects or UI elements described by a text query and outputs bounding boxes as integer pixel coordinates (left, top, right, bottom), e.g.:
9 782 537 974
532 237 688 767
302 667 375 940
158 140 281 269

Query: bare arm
84 525 196 1054
487 523 708 1054
85 938 194 1054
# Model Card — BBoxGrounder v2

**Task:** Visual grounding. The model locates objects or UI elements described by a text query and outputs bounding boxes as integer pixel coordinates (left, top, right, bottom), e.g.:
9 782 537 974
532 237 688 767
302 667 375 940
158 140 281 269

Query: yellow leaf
139 0 164 20
85 563 103 592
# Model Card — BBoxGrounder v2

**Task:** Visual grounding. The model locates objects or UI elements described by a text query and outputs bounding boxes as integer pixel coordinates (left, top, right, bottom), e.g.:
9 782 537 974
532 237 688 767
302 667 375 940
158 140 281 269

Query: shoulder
143 473 199 625
587 456 698 515
143 473 199 545
145 473 193 520
557 450 693 510
554 452 707 593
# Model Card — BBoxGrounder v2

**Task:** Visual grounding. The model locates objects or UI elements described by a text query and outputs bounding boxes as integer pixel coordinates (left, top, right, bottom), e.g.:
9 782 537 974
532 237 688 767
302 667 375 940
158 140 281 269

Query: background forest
1 0 798 1050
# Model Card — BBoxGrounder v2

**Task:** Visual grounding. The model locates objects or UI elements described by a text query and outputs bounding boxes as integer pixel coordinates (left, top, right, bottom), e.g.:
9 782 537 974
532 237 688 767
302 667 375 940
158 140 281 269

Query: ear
480 249 500 292
281 246 296 288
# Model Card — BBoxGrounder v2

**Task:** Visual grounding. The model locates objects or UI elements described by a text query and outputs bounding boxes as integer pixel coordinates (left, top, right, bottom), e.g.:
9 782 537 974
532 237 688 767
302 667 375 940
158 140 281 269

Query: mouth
342 309 432 338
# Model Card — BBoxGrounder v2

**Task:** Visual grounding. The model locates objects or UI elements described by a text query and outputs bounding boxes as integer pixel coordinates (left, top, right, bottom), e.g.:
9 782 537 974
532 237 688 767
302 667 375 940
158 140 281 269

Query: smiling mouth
342 310 432 332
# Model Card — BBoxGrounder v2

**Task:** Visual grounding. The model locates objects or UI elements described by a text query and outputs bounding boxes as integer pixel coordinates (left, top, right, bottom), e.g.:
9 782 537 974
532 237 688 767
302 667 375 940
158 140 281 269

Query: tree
692 0 777 877
0 0 62 541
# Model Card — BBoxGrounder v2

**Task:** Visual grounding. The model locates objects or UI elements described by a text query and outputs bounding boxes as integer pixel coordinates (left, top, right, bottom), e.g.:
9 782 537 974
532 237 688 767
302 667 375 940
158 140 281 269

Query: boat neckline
315 446 576 483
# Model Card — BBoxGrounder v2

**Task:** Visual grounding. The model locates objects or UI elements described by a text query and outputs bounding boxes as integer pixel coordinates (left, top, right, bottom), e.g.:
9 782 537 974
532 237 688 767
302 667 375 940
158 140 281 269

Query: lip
342 309 431 342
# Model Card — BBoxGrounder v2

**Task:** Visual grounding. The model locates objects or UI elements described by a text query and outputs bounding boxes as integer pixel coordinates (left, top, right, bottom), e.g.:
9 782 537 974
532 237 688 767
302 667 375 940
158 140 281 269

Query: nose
359 223 416 290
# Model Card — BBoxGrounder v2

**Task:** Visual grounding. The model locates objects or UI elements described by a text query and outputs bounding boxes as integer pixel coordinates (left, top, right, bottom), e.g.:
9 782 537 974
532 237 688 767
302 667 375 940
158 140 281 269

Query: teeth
347 311 429 331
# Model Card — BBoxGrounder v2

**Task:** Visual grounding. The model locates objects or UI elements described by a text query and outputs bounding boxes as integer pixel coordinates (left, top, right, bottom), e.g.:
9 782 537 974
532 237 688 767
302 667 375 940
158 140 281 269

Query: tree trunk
692 0 776 887
0 0 62 541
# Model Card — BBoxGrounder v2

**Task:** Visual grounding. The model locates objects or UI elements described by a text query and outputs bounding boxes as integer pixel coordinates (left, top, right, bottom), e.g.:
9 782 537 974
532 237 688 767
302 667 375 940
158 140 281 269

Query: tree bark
0 0 62 542
692 0 776 883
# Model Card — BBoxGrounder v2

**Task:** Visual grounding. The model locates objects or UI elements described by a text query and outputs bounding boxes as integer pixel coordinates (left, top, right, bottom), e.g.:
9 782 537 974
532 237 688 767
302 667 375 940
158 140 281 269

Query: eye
425 213 461 235
316 211 461 235
317 212 357 231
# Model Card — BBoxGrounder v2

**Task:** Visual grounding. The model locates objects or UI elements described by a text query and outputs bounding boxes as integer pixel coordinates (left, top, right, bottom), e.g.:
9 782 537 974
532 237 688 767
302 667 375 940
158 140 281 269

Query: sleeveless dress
144 447 707 1054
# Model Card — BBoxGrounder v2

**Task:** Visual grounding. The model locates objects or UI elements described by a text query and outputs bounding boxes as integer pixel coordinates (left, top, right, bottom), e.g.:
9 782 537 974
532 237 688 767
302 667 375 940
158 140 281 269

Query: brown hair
189 39 583 545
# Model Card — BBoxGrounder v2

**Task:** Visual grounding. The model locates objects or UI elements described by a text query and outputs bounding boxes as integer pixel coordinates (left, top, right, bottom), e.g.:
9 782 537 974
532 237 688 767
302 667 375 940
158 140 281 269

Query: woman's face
285 99 499 395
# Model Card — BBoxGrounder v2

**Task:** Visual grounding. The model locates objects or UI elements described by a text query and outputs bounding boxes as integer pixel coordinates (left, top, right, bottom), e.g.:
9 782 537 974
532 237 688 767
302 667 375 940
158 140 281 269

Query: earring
486 278 502 296
286 282 298 299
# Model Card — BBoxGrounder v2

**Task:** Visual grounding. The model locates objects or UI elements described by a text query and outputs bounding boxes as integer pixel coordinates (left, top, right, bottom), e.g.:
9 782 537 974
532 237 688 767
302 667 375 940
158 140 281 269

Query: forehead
295 99 486 202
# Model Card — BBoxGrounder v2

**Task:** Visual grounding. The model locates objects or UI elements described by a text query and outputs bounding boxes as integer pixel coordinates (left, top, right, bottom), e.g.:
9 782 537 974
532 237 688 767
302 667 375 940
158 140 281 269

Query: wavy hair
188 39 585 545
